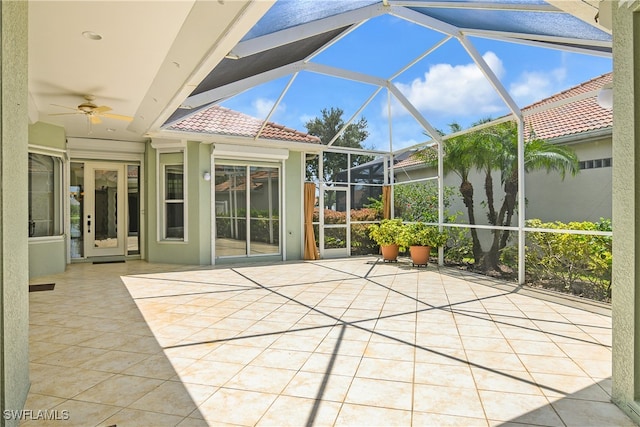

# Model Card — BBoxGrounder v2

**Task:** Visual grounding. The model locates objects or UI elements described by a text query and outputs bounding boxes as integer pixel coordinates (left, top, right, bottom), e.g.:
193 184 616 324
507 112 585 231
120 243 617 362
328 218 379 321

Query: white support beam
178 60 304 111
305 21 367 63
387 83 442 143
131 0 275 135
229 4 387 59
328 86 383 146
459 35 522 119
389 1 560 13
304 62 388 87
256 72 299 140
517 117 526 285
389 6 460 37
389 35 451 81
462 29 613 58
462 28 612 57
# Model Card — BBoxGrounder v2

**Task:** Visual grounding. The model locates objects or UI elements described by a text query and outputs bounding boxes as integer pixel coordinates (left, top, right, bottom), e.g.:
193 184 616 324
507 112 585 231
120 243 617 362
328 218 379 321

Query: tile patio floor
23 257 635 426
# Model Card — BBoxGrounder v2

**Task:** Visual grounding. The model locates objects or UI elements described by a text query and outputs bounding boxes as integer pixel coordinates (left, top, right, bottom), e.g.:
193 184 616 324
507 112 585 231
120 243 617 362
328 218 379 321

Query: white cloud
252 98 284 119
392 51 506 118
509 67 566 107
298 114 315 126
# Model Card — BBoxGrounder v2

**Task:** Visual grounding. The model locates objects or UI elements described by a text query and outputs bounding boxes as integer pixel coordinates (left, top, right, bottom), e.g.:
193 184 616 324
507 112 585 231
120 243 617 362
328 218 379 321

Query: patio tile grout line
443 270 491 425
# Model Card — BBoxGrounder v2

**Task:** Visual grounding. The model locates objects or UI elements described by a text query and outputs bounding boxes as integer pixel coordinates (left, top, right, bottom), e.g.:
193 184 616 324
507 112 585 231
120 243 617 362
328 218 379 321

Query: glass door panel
215 165 247 257
70 162 85 258
321 187 349 258
84 162 126 257
249 166 279 255
214 163 282 259
127 165 140 255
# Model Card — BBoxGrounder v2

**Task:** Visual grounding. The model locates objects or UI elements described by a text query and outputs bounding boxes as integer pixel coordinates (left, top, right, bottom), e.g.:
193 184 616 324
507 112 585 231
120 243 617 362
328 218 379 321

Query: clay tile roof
394 156 423 169
395 73 613 170
523 72 612 140
168 105 321 144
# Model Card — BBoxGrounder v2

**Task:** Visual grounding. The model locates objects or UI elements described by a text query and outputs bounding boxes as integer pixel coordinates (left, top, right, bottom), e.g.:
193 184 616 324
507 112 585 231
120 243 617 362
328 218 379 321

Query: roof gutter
548 127 612 146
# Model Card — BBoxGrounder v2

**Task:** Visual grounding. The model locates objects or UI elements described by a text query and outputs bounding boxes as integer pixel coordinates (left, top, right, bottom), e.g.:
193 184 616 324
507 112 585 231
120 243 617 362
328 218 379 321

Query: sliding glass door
214 163 280 259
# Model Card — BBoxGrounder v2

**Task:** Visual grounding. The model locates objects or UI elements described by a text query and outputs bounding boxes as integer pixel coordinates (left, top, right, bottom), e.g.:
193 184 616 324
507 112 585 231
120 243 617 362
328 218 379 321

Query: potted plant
399 222 448 267
368 218 404 262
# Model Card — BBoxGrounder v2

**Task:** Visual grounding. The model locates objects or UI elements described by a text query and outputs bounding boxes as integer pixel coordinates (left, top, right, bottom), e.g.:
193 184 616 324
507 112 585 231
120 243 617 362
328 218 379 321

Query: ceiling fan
50 95 133 125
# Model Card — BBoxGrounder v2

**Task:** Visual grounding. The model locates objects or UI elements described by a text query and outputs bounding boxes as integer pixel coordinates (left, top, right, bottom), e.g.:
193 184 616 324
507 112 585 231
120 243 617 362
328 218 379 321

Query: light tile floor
22 257 635 427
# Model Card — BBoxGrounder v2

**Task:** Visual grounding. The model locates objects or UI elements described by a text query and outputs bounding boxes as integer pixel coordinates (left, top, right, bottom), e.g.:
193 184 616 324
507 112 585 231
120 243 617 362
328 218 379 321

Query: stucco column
0 1 30 426
612 1 640 423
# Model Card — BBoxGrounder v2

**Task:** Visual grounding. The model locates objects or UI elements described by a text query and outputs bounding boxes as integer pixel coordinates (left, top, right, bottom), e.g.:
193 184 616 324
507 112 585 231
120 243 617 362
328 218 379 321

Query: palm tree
421 120 579 273
417 123 485 262
486 122 579 270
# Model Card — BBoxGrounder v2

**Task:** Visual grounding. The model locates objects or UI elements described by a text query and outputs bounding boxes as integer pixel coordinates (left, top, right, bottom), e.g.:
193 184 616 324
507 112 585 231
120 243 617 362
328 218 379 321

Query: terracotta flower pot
409 245 431 266
381 244 399 262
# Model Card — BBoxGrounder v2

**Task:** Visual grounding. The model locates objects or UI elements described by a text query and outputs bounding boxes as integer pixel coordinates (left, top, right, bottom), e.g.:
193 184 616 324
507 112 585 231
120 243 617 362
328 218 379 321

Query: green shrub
443 227 474 265
525 218 612 301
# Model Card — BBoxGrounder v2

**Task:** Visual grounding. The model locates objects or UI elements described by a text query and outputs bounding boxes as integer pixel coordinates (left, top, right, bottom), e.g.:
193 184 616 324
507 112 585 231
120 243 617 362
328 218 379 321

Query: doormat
29 283 55 292
92 260 125 265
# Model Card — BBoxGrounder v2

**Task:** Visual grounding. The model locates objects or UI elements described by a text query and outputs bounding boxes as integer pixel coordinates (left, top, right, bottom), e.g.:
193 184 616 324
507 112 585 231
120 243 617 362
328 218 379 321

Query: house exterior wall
146 141 206 264
0 2 30 425
525 135 612 223
146 140 306 265
611 2 640 423
395 135 612 226
285 151 303 261
28 122 67 278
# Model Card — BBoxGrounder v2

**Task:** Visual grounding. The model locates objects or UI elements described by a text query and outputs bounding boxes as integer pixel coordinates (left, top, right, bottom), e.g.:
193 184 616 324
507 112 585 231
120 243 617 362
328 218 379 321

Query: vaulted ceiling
28 1 610 146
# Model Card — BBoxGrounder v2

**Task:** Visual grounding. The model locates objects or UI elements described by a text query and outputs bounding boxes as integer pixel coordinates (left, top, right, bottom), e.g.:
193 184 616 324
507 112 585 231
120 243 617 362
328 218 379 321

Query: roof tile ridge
523 72 612 112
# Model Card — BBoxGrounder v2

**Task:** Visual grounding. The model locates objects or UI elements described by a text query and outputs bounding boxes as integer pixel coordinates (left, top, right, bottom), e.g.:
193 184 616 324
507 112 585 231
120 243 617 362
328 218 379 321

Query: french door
83 162 126 257
321 186 349 258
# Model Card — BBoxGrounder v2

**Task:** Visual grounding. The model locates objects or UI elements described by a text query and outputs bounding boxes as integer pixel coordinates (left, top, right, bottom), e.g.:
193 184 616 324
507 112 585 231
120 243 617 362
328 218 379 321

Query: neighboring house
394 72 613 225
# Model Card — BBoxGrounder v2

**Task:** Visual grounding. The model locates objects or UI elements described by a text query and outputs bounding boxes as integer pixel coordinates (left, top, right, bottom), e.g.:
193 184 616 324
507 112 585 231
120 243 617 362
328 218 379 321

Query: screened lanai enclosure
166 0 613 300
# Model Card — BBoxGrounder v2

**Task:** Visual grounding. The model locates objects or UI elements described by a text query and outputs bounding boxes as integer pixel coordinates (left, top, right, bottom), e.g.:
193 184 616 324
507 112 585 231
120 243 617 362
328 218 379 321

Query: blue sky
220 13 612 151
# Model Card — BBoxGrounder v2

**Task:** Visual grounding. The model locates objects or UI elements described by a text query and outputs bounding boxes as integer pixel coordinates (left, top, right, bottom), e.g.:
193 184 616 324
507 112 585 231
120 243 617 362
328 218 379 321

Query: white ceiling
28 0 273 143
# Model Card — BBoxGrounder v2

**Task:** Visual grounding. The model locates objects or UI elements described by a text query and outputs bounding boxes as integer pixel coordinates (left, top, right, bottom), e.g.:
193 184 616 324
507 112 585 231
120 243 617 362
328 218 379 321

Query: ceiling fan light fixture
82 31 102 41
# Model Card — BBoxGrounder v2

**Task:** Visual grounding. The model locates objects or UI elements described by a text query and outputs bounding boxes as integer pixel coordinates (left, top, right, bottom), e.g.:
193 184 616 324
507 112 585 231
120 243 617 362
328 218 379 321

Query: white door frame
320 185 350 259
83 162 126 257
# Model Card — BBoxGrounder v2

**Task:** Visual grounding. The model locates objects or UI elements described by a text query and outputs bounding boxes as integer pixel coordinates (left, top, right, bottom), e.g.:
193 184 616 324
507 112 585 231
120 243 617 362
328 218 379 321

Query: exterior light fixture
203 171 211 181
597 83 613 109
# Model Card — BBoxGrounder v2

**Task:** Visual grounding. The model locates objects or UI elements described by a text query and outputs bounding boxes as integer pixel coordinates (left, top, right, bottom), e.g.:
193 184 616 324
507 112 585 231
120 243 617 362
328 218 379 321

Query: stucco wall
395 136 612 225
1 2 30 425
525 136 612 223
28 121 66 151
611 2 640 423
146 141 205 265
146 141 306 265
28 121 67 278
285 151 303 261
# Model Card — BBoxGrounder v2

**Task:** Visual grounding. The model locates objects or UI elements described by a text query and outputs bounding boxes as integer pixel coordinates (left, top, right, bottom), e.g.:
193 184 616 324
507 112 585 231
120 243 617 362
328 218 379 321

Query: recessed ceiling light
82 31 102 41
106 128 116 132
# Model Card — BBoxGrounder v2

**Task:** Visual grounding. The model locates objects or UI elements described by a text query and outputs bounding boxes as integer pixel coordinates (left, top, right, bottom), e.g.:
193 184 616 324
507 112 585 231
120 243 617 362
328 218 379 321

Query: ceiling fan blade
101 112 133 122
90 115 102 125
94 106 112 114
50 104 79 112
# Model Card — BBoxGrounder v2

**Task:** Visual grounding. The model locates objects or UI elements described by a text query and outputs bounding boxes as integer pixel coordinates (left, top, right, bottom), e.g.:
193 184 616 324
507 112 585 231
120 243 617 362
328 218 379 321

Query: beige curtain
304 182 319 260
382 185 391 220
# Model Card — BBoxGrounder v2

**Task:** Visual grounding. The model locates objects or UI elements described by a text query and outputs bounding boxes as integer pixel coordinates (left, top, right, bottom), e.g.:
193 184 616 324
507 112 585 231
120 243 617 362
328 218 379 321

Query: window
163 164 184 239
579 157 612 170
28 153 62 237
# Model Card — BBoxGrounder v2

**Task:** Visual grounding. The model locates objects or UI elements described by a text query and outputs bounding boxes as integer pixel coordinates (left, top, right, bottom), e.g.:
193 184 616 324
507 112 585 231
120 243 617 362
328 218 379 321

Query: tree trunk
459 180 483 263
484 169 497 225
499 178 518 250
